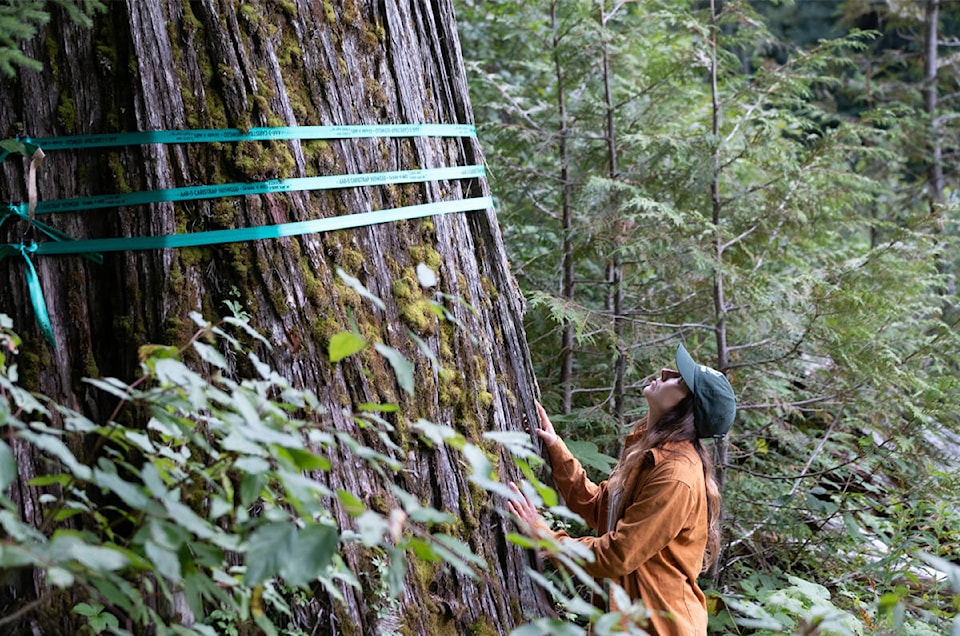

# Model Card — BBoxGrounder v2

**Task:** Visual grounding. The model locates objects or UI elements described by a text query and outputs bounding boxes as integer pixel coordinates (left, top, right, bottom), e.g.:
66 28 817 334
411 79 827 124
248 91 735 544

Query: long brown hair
606 393 722 570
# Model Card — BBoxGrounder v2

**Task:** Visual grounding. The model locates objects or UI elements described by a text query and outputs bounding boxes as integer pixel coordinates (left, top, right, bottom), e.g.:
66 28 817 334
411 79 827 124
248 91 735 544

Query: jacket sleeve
546 439 606 530
556 464 697 579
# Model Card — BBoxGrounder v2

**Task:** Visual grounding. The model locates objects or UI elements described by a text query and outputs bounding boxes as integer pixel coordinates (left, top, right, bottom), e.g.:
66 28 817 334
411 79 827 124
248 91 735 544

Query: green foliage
725 574 867 635
0 306 653 634
458 0 960 632
0 0 105 76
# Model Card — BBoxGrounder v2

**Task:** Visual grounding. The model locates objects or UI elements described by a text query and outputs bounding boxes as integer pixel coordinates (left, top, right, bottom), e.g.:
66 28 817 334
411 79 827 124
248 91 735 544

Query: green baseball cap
675 344 737 438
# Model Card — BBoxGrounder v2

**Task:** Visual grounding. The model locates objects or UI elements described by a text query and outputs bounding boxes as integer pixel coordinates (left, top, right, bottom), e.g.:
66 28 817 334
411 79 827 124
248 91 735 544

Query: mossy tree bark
0 1 545 633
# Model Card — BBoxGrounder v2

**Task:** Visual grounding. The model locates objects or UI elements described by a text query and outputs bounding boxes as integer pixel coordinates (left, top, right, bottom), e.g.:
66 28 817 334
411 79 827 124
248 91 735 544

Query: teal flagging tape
4 196 493 348
12 164 485 216
32 196 493 255
1 205 103 264
0 123 485 349
13 245 57 349
12 123 477 152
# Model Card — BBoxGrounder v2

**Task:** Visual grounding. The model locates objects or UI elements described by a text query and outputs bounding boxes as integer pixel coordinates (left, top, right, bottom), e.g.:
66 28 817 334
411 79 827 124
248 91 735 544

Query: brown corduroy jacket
546 429 709 635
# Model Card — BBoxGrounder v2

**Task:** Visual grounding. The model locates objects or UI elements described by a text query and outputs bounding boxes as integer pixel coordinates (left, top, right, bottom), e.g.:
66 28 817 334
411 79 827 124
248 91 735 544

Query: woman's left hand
506 483 550 538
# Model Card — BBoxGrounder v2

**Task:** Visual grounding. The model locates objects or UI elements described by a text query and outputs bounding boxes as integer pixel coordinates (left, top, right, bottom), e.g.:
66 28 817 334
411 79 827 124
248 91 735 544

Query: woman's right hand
533 402 559 447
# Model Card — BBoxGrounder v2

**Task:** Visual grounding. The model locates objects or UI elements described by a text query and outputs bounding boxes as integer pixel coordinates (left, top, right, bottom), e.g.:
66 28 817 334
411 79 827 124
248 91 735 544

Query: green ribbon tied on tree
0 124 489 349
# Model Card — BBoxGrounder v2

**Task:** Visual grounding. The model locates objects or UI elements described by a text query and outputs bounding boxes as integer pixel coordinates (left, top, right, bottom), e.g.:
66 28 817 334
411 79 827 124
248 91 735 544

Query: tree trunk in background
706 0 730 582
923 0 956 313
924 0 943 210
0 1 545 633
551 1 576 416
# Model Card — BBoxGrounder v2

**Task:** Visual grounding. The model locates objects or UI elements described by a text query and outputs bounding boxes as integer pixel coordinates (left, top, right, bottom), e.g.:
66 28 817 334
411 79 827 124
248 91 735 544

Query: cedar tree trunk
0 1 545 633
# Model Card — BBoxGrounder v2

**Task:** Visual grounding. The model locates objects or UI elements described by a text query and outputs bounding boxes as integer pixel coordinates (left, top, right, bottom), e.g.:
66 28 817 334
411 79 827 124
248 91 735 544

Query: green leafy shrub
0 304 643 635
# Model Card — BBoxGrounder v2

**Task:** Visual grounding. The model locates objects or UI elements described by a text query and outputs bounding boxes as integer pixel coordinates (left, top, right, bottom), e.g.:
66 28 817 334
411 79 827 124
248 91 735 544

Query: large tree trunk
0 1 545 633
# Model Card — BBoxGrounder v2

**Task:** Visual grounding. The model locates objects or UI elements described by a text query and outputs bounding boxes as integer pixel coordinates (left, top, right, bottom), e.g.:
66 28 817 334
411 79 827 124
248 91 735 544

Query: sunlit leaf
356 510 388 547
336 489 366 516
328 331 366 363
483 430 538 460
416 263 438 288
463 443 512 498
193 341 228 370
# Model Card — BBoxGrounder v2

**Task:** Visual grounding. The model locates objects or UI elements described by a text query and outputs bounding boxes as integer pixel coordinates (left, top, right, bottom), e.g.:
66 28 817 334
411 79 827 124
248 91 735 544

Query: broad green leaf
222 316 272 347
411 418 460 447
240 472 266 507
374 344 414 395
72 602 105 618
140 463 167 499
153 359 208 409
336 489 366 516
149 518 188 551
124 430 155 453
0 440 16 492
280 524 338 587
221 431 266 456
46 566 74 588
356 510 388 547
357 402 399 412
145 539 182 582
328 331 366 363
276 446 331 471
91 612 120 633
483 430 538 460
407 537 440 563
93 468 149 509
244 522 296 585
427 535 480 578
234 456 271 474
842 512 864 542
564 440 617 475
593 612 624 635
510 618 587 636
462 443 512 498
276 469 333 501
184 570 234 618
408 330 440 370
193 341 228 370
164 501 216 539
90 578 135 613
27 473 71 487
0 544 36 568
61 412 98 433
209 495 232 521
50 533 128 572
391 486 454 524
432 534 485 568
0 138 28 155
505 532 540 550
19 430 92 480
386 545 406 596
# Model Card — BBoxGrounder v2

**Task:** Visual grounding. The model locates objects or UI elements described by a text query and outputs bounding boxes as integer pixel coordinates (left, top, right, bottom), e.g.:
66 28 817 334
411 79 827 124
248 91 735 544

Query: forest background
454 0 960 633
0 0 957 635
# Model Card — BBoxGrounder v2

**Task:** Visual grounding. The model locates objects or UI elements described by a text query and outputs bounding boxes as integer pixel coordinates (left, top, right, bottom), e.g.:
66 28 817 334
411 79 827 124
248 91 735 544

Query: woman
508 344 736 635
